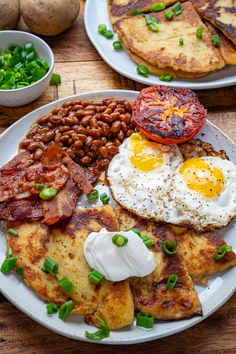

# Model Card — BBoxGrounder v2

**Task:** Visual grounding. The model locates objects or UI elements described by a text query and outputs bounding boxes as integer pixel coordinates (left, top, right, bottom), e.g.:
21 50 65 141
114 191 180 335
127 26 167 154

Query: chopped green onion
164 9 175 19
159 74 173 82
144 14 159 31
113 41 123 51
129 228 142 236
100 192 110 205
214 245 232 261
88 269 104 284
130 10 143 16
16 266 24 276
58 300 74 320
58 277 76 293
24 43 34 53
6 247 12 258
172 2 182 15
137 64 149 77
39 187 57 200
43 256 59 275
136 312 154 329
167 274 178 289
161 240 177 255
50 73 61 85
196 26 203 39
149 3 166 12
112 234 128 247
86 189 99 202
7 228 18 236
98 24 114 39
179 37 184 46
128 228 154 247
148 22 160 32
35 183 46 189
1 257 17 273
46 303 58 315
212 35 220 46
85 316 110 341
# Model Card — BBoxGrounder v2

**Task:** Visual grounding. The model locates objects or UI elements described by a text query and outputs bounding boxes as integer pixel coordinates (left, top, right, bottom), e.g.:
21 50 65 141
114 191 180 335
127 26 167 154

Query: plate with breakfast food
84 0 236 89
0 87 236 344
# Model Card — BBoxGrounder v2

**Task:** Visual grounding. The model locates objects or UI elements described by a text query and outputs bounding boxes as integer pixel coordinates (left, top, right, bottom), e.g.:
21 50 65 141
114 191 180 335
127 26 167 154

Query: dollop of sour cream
84 228 156 282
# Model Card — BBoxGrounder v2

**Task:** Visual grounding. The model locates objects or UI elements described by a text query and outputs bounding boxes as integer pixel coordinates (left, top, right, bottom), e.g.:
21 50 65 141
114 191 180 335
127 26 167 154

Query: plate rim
0 89 236 345
84 0 236 90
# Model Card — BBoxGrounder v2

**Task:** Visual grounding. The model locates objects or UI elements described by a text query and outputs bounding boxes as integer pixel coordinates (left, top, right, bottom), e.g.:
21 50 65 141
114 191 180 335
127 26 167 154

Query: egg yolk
130 133 163 171
180 158 224 198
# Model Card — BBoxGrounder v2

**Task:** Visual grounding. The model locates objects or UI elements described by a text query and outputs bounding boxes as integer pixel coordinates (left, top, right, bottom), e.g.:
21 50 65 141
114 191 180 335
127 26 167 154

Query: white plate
84 0 236 90
0 90 236 345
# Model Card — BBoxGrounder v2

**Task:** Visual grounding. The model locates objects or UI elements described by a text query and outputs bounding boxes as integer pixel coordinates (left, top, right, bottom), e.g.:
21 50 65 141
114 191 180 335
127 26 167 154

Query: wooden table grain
0 2 236 353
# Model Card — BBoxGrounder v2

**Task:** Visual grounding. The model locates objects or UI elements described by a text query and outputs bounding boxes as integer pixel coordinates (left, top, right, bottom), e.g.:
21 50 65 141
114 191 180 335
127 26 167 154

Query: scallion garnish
7 228 18 236
86 189 99 202
85 316 110 341
136 312 154 329
144 14 159 32
164 9 175 20
35 183 46 189
159 74 173 82
130 10 144 16
128 228 154 247
50 73 61 85
98 24 114 39
6 247 12 258
179 37 184 46
88 269 104 284
46 303 58 315
172 2 182 15
212 35 220 46
161 240 177 255
58 276 76 293
43 256 59 275
58 300 74 320
1 257 17 273
112 234 128 247
113 40 123 51
136 64 149 77
167 274 178 289
196 26 203 39
100 192 110 205
214 245 232 261
149 3 166 12
16 266 24 276
39 187 57 200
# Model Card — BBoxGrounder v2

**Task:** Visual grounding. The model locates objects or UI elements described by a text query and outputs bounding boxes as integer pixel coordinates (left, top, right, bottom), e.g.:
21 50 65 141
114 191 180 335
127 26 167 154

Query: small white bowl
0 31 54 107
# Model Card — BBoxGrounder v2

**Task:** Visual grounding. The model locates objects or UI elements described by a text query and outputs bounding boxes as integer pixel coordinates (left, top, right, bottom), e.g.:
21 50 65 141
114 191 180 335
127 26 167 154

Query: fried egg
167 156 236 230
107 133 183 222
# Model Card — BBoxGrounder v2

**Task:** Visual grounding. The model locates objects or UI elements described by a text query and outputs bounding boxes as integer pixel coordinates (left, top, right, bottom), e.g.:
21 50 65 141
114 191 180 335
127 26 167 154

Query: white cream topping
84 228 156 282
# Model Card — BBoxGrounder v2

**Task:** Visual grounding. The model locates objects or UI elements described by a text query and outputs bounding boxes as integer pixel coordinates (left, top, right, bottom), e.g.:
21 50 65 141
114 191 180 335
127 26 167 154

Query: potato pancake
205 21 236 65
117 208 202 319
49 205 134 330
108 0 186 24
192 0 236 45
114 2 225 77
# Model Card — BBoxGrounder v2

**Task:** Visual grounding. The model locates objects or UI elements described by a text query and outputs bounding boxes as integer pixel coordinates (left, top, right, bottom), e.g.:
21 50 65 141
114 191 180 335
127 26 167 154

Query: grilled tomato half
132 86 207 145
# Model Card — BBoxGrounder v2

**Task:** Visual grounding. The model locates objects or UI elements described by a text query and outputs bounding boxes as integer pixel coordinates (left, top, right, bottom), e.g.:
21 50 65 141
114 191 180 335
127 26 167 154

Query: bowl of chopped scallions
0 31 54 107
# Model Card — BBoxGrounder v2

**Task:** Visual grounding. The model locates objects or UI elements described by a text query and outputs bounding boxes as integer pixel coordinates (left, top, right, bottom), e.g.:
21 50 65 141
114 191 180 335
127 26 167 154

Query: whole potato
0 0 20 30
20 0 80 36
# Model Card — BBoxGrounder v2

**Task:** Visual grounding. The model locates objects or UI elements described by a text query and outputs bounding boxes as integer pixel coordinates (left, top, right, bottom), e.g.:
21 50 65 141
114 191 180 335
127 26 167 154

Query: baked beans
20 97 135 167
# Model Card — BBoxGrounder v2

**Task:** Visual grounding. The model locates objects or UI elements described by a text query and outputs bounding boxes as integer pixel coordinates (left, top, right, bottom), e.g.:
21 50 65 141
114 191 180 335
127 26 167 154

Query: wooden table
0 2 236 353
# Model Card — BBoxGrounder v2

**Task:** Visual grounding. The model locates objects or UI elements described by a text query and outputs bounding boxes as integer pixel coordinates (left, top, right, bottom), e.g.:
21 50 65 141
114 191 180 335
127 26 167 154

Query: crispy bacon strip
0 199 43 221
42 179 80 225
0 152 33 173
63 156 94 194
0 163 69 202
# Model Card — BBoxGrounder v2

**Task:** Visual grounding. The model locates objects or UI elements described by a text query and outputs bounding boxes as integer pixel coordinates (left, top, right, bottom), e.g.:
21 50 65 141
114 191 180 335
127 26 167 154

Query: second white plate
84 0 236 90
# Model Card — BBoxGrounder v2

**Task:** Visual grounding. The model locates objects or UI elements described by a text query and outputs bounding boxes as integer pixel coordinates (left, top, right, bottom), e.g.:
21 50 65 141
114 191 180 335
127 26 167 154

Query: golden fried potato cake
114 2 225 78
6 221 68 304
117 208 202 320
108 0 186 24
50 205 134 330
169 225 236 285
205 21 236 65
192 0 236 45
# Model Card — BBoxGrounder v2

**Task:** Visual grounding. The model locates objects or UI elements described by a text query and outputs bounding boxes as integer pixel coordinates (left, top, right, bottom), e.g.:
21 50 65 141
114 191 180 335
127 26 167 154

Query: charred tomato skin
132 86 207 145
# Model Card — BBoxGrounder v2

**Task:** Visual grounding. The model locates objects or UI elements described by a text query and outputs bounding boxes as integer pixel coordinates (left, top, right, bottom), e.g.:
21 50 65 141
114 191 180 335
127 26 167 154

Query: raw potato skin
0 0 20 30
20 0 80 36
